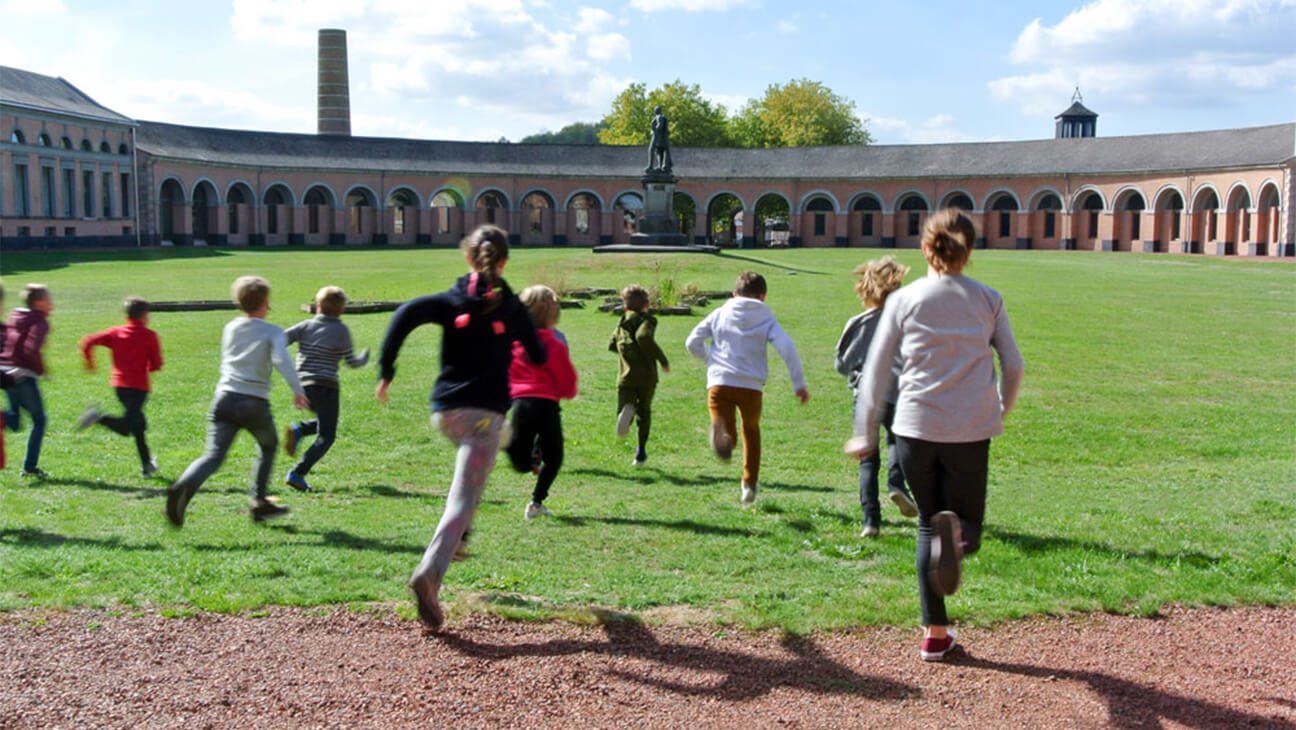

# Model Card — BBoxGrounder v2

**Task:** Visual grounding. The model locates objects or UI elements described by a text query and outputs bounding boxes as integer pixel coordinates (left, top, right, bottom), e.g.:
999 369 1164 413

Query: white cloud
628 0 753 11
775 20 797 34
573 6 613 32
992 0 1296 115
587 32 630 60
96 78 313 132
702 92 749 114
859 112 980 144
0 0 65 14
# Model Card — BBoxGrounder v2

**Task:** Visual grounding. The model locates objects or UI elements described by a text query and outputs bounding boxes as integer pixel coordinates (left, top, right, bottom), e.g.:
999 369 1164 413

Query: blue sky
3 0 1293 144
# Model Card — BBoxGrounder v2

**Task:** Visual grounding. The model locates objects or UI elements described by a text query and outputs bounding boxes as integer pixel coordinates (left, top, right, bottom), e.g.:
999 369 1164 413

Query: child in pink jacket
505 285 578 520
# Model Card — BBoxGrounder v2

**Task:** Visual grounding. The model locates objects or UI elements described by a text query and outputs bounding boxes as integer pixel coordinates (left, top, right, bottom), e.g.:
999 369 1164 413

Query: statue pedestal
631 171 689 246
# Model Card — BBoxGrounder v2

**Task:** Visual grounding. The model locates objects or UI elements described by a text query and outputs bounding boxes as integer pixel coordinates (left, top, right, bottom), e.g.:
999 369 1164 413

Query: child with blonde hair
846 210 1024 661
505 285 578 519
835 256 917 538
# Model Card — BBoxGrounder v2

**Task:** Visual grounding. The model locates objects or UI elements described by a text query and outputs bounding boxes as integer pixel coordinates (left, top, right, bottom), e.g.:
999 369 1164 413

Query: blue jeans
4 378 46 472
291 384 339 476
858 401 911 527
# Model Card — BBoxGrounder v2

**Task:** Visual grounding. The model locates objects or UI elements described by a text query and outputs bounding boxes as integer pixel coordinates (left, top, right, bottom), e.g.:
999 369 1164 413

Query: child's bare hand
795 388 810 404
375 379 391 406
843 436 875 459
293 392 311 410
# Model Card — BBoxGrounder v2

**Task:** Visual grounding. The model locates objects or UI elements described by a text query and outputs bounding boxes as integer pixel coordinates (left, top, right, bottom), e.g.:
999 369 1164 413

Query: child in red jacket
77 296 164 477
505 285 578 520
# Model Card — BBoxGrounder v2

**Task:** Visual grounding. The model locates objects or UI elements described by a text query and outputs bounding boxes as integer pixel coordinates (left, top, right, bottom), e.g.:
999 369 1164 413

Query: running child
165 276 310 527
1 284 54 478
685 271 808 506
835 257 917 537
375 224 546 631
846 210 1024 661
282 286 369 492
76 296 164 477
608 284 669 466
505 285 578 519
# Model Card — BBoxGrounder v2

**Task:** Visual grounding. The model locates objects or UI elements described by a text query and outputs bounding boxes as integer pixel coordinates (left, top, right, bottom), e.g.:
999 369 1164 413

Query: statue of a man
647 106 672 173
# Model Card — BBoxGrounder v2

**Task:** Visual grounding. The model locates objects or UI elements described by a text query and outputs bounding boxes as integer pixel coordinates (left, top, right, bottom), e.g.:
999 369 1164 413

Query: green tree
731 79 872 148
521 121 606 145
599 80 733 147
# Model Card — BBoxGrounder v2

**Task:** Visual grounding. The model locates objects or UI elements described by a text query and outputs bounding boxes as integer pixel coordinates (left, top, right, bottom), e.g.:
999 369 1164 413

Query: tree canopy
598 80 733 148
520 121 606 145
731 79 872 148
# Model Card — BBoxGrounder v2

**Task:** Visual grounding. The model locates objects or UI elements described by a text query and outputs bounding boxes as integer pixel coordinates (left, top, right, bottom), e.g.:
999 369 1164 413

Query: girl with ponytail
845 209 1025 661
376 224 546 631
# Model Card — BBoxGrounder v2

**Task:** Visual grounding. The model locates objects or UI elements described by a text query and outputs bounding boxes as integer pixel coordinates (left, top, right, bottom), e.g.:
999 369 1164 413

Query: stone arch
60 135 73 149
705 189 747 215
847 191 884 211
10 128 25 144
191 176 223 206
892 189 930 214
520 188 557 241
303 183 338 208
79 138 93 152
1112 186 1147 212
1027 186 1067 212
37 132 52 146
344 185 378 237
386 186 421 239
158 178 186 241
755 192 792 248
225 181 255 238
896 191 930 243
614 191 645 239
562 188 605 212
706 191 744 247
566 192 602 241
385 185 421 208
1256 179 1281 209
429 187 465 209
158 175 188 205
261 182 296 207
982 188 1022 213
1110 187 1147 251
225 180 257 207
475 189 510 227
940 189 976 211
118 143 129 155
1225 182 1252 211
472 186 510 210
1256 179 1283 252
343 184 379 207
1151 184 1186 212
191 179 218 241
1070 185 1107 213
262 183 294 237
1189 184 1221 214
98 140 111 153
797 189 840 214
430 187 465 239
303 184 338 237
849 191 884 243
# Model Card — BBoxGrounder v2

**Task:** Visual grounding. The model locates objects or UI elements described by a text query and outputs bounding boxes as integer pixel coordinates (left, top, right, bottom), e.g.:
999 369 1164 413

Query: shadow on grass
189 526 423 555
762 481 835 494
0 246 235 276
360 484 432 499
441 610 916 702
568 467 717 488
954 652 1296 730
38 477 166 499
0 527 162 551
985 526 1222 569
716 251 831 276
554 514 752 538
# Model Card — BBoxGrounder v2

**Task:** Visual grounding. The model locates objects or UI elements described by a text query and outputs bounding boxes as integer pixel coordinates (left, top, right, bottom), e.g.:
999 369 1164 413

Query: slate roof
1055 101 1098 118
0 66 134 124
136 120 1295 181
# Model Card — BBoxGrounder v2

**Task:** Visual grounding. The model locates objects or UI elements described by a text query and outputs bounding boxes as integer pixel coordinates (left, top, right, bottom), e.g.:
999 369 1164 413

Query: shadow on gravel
985 526 1222 568
554 514 753 538
0 527 162 551
441 611 917 702
955 654 1296 730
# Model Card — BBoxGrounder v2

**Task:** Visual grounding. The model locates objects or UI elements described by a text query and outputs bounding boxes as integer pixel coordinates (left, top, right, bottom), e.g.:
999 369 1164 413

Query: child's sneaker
250 498 290 522
929 511 964 596
859 523 880 539
76 404 102 431
284 423 303 457
615 404 635 439
740 481 757 506
19 468 49 479
284 471 313 492
524 502 553 520
408 571 444 631
710 421 733 461
141 458 161 479
165 484 190 527
920 630 958 661
632 447 647 467
890 489 919 518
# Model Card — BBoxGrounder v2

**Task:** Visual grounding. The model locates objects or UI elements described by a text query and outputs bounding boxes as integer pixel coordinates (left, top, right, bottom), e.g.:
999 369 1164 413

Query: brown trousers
707 385 763 485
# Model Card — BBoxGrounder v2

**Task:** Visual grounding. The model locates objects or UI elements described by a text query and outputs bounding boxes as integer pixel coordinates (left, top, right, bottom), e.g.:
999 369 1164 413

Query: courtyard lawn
0 246 1292 631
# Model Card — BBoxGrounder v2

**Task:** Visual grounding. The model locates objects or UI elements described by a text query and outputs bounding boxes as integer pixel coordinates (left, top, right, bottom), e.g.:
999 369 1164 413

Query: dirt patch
2 605 1293 729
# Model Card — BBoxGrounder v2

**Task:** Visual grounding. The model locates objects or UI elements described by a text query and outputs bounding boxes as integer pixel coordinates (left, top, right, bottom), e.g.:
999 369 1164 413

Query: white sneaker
859 524 880 539
76 404 102 431
740 482 757 506
615 404 635 439
141 458 160 479
524 502 553 520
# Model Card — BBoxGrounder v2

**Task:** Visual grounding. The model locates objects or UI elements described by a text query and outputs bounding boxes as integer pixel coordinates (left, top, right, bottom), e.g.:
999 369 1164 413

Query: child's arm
548 338 579 400
377 294 454 383
148 329 163 372
991 301 1025 416
768 321 808 400
636 317 670 371
284 321 305 345
834 316 869 377
509 305 548 367
269 328 309 408
340 326 369 369
78 328 112 372
684 312 715 361
850 309 902 453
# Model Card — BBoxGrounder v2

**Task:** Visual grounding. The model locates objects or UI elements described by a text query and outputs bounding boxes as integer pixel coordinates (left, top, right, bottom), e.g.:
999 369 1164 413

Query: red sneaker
920 630 958 661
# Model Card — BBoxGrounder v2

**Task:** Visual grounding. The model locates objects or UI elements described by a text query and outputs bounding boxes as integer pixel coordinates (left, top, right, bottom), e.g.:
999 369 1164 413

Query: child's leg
881 403 912 500
894 435 949 627
635 384 655 450
532 401 563 504
858 449 882 526
734 388 763 486
293 385 338 475
228 396 279 500
8 379 46 471
707 386 738 450
411 408 504 587
936 440 989 555
114 388 151 467
2 385 20 431
505 399 542 473
170 393 242 499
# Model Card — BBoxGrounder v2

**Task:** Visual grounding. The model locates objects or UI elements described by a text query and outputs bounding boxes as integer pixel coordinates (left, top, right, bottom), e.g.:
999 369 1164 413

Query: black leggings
98 387 151 467
506 398 564 504
895 436 989 627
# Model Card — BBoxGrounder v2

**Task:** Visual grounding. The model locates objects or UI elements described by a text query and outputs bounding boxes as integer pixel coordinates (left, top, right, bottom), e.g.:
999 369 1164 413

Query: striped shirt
284 315 368 388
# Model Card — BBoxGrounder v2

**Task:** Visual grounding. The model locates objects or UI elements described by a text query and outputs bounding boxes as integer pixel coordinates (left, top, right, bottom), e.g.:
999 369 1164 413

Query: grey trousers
172 391 279 502
409 407 505 589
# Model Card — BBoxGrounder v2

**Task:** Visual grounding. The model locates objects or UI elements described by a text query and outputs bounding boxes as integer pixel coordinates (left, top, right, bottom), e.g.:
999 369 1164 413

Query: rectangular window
485 207 496 224
13 163 30 216
18 226 31 236
1170 212 1180 240
102 171 113 217
267 205 279 234
119 173 131 217
63 169 75 217
813 212 825 236
64 226 76 236
1241 211 1250 241
437 207 449 234
908 212 920 236
228 203 239 235
1044 211 1056 238
309 205 320 234
1088 210 1099 238
82 170 94 217
998 211 1011 238
1130 213 1140 240
861 212 873 237
41 167 55 217
393 207 405 235
1208 211 1217 240
44 226 56 237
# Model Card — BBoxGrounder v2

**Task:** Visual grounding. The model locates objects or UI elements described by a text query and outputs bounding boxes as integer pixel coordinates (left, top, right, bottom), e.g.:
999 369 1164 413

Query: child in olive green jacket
609 285 669 466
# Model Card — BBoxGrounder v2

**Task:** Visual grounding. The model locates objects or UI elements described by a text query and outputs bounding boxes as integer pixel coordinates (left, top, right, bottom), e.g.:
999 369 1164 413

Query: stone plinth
631 171 689 246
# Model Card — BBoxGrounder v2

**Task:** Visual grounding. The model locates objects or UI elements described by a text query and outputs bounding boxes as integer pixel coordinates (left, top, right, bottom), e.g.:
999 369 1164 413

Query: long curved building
2 58 1292 257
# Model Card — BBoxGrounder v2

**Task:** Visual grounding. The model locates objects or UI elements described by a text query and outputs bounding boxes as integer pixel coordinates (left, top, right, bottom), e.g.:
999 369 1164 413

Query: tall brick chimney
317 29 351 136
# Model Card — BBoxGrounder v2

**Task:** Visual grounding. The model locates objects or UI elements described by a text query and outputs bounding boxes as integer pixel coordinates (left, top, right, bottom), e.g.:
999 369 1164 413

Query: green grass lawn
1 246 1292 631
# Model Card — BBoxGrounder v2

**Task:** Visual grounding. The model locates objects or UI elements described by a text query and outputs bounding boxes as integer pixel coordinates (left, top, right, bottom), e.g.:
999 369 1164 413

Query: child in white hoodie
686 271 809 506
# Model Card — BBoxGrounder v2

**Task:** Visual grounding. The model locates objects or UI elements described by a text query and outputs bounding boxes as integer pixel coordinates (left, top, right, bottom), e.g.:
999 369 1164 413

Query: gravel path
2 605 1293 729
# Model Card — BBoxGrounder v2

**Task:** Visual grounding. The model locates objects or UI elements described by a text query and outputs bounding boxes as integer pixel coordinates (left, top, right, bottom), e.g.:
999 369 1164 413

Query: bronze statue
647 106 672 174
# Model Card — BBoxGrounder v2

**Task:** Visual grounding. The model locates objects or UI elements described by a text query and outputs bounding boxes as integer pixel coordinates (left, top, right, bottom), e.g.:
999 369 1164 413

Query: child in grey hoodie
685 271 808 506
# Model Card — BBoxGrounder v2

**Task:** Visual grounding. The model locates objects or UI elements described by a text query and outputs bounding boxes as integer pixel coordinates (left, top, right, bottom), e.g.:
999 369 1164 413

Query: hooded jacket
1 308 50 376
608 310 669 387
510 329 578 402
379 272 545 414
685 296 805 393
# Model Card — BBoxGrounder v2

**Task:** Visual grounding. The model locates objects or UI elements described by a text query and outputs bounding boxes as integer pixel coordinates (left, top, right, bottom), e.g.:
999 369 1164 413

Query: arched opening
801 196 834 246
10 129 25 144
1226 187 1251 254
345 187 376 237
304 186 335 237
755 193 791 248
1192 189 1220 254
615 192 644 242
1033 193 1063 243
673 192 696 238
851 195 882 244
387 189 419 241
1073 191 1104 247
432 190 464 240
99 141 111 153
476 190 508 227
942 192 974 211
707 194 744 247
37 133 51 146
59 136 72 149
80 139 93 152
118 143 129 156
1155 190 1184 249
1256 183 1281 255
226 183 254 239
159 179 184 242
521 191 555 244
897 194 929 245
191 180 217 242
566 193 600 244
262 185 293 237
1112 190 1146 251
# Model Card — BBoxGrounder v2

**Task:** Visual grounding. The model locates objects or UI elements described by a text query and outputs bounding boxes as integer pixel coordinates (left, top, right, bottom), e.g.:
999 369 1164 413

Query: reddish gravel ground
2 605 1293 729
